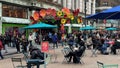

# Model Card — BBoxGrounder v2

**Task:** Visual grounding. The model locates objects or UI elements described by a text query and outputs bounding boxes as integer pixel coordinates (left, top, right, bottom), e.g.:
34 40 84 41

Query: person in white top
28 32 34 46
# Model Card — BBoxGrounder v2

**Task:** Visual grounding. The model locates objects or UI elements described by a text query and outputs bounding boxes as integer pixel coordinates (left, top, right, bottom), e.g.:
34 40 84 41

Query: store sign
41 41 49 52
2 17 30 24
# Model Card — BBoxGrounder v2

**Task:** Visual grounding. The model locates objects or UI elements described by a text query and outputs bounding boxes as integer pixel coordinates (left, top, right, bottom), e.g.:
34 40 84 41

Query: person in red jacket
0 40 4 59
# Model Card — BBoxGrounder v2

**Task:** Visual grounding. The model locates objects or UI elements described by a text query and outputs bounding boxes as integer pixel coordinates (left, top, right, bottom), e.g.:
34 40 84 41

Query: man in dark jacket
27 46 45 68
29 47 44 60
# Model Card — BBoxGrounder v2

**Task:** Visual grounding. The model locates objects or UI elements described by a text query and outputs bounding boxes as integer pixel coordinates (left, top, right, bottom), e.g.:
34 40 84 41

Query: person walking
52 33 58 48
21 34 29 53
14 35 21 53
28 32 34 46
0 39 4 59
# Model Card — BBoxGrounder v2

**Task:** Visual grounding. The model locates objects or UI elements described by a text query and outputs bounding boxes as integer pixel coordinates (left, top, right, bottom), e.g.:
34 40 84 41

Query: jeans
27 59 44 68
0 50 3 59
53 42 58 48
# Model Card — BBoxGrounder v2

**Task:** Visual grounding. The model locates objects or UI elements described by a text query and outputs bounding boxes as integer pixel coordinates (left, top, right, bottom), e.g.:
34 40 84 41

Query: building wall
0 1 30 34
95 0 120 27
0 0 63 34
0 3 2 34
96 0 120 12
62 0 96 15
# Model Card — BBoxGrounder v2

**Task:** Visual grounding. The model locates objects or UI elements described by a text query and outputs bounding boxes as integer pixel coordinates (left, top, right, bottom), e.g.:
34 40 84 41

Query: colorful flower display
31 8 82 24
30 8 83 32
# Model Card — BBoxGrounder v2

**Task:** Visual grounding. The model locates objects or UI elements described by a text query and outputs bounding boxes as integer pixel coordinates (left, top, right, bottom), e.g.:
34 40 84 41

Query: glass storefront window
2 4 28 19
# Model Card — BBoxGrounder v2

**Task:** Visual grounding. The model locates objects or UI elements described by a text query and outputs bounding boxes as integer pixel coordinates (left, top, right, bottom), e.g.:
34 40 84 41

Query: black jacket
30 48 44 60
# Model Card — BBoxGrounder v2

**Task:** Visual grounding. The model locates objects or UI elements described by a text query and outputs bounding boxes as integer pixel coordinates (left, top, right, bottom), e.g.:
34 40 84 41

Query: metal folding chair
61 46 72 63
97 61 118 68
23 52 51 68
11 58 26 68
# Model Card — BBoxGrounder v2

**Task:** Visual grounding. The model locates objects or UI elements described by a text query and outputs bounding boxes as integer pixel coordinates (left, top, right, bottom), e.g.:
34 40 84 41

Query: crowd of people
0 30 120 64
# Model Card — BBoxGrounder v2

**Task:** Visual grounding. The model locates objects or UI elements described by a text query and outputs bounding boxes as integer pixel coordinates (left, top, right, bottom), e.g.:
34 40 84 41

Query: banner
41 41 49 52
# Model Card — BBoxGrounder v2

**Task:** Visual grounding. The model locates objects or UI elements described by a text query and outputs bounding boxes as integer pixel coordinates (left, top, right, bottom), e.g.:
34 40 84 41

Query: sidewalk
0 48 120 68
2 47 18 56
1 42 41 56
0 43 120 68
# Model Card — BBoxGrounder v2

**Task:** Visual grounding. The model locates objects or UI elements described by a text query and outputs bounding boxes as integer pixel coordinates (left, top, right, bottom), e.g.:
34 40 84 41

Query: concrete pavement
0 47 120 68
0 42 120 68
2 47 18 56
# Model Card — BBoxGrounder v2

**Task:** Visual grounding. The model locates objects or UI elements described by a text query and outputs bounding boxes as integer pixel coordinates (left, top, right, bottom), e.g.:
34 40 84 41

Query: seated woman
111 39 120 55
65 40 86 63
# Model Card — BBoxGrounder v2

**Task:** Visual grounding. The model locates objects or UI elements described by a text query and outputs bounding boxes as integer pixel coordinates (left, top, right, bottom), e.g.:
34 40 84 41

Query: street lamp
84 0 87 26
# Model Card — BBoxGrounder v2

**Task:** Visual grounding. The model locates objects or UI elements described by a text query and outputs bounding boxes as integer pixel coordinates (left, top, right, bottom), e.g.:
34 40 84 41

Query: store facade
0 2 30 35
0 0 62 35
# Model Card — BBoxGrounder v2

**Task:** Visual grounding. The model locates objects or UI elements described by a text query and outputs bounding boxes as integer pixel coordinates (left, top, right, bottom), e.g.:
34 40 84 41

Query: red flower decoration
62 7 70 15
32 21 37 24
30 16 34 21
40 9 46 18
73 9 79 16
51 9 56 17
33 11 39 21
61 24 64 33
64 14 67 18
46 8 52 15
67 19 70 24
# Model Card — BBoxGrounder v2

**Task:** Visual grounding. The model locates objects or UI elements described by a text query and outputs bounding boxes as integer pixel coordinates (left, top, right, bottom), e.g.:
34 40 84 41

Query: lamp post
84 0 87 26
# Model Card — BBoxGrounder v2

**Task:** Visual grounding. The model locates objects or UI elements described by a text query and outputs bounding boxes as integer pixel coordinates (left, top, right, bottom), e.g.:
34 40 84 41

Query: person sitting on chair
29 46 44 60
27 46 46 68
65 40 86 63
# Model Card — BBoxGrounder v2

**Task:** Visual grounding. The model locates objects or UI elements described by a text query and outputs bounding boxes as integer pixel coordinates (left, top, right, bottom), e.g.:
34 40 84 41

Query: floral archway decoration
30 8 83 33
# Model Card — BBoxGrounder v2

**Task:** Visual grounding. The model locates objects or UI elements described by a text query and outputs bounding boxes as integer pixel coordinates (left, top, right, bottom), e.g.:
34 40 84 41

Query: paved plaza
0 46 120 68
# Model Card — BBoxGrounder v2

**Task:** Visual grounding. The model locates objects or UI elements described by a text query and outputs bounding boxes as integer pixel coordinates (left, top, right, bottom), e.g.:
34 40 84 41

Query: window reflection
2 4 28 19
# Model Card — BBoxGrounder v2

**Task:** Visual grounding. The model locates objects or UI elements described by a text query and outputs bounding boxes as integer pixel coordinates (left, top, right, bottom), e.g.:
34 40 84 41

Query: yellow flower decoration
77 17 82 23
57 11 63 17
67 13 72 18
77 18 80 23
70 16 74 20
61 19 66 24
67 14 74 20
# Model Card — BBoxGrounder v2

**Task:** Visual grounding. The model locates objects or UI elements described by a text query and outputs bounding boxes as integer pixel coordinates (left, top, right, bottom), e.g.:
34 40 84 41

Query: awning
2 17 30 24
